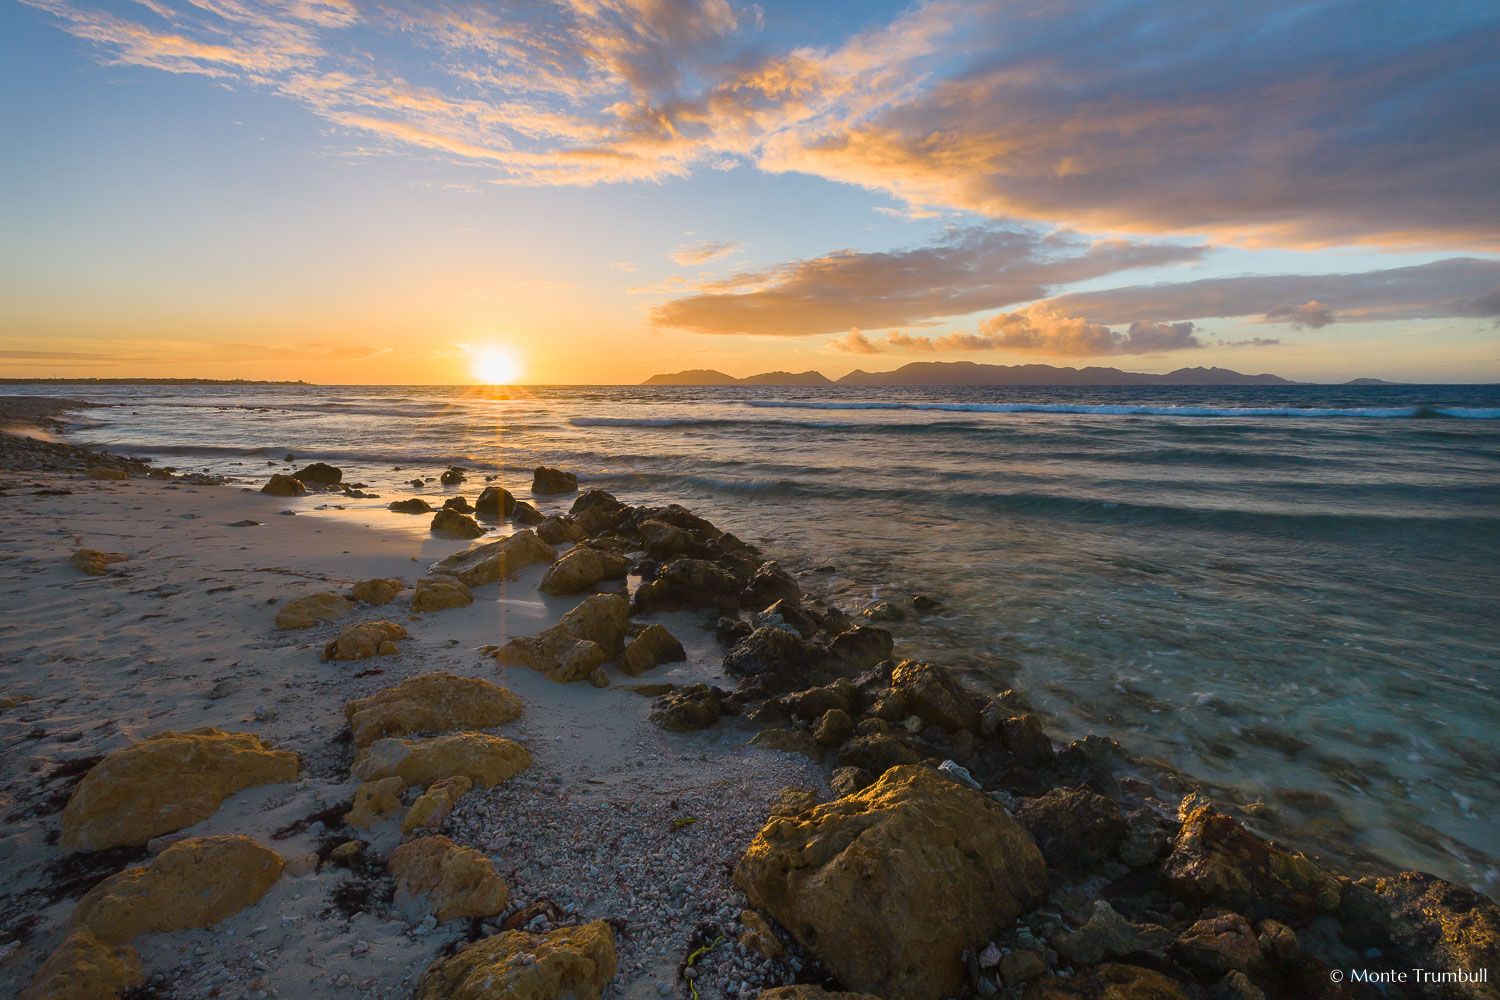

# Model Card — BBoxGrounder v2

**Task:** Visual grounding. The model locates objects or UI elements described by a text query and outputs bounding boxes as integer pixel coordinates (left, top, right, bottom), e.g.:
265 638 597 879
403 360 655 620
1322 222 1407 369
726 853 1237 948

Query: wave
569 416 856 429
744 401 1500 419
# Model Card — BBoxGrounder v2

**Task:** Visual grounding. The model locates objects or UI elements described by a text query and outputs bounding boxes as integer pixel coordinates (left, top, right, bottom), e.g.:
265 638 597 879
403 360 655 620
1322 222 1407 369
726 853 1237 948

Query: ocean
20 381 1500 892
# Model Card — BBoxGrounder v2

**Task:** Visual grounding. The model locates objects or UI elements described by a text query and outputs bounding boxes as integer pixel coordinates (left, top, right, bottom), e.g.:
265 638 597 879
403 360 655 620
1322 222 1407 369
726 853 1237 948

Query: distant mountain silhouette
643 362 1296 386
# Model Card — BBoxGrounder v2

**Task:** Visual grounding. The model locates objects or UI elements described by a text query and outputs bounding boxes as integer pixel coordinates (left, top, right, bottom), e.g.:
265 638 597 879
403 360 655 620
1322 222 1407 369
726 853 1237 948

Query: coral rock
390 834 508 921
321 620 408 662
274 591 353 630
344 672 523 746
412 576 473 612
352 732 531 787
416 921 617 1000
351 577 405 604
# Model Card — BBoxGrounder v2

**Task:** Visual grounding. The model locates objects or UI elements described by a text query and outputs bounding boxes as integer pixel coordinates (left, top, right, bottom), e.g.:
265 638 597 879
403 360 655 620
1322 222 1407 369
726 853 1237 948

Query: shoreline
1 399 1495 1000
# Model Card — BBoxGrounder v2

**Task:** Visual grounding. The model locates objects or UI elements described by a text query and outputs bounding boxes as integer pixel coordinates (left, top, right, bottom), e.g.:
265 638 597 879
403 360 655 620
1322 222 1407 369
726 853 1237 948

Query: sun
471 347 522 385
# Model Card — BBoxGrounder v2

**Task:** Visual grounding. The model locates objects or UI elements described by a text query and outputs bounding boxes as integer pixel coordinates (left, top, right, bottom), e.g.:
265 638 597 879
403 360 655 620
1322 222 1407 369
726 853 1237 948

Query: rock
474 485 517 517
537 514 586 545
1000 950 1046 986
1212 971 1268 1000
1054 900 1173 966
829 766 874 797
754 599 818 638
639 519 695 560
735 765 1047 1000
769 787 817 817
352 732 531 787
1119 810 1173 867
586 667 609 688
389 835 508 921
658 557 742 609
389 497 433 513
537 545 629 595
532 466 579 494
1342 871 1500 1000
496 631 607 683
758 989 882 1000
1014 787 1128 870
288 462 339 485
511 500 545 525
999 713 1055 766
834 733 919 774
352 577 404 604
724 627 841 696
443 495 474 514
936 759 981 790
1171 913 1266 979
285 852 319 877
229 518 260 527
345 672 523 746
1255 919 1300 968
321 621 408 662
402 777 474 834
890 660 980 732
741 908 786 959
440 467 465 486
815 708 855 746
430 508 484 539
780 678 858 719
911 594 943 612
69 549 128 576
17 930 142 1000
415 921 616 1000
1162 798 1341 920
862 601 905 622
61 728 299 852
274 591 353 629
619 624 686 676
346 776 406 829
555 592 629 655
427 529 556 586
1021 964 1191 1000
827 626 894 671
412 576 473 612
71 836 283 943
742 561 801 610
749 728 821 760
84 465 128 480
261 473 306 496
649 683 721 732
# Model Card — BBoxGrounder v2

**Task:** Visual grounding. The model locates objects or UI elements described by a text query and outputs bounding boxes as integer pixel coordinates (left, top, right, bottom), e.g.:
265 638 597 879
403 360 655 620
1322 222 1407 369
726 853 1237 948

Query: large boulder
889 660 980 732
389 835 508 921
427 529 556 586
412 576 474 612
725 628 841 697
344 672 523 746
290 462 341 484
321 620 408 662
474 485 517 518
638 519 696 560
61 728 299 852
532 466 579 494
274 591 353 629
537 514 587 545
1341 871 1500 1000
833 733 919 774
416 921 617 1000
71 836 284 943
734 765 1048 1000
555 592 629 655
351 577 404 604
650 684 722 732
352 732 531 787
18 930 142 1000
261 473 306 496
742 561 801 610
1014 787 1128 870
496 631 607 683
658 558 742 609
430 508 484 538
537 545 629 595
1162 798 1341 920
620 624 686 676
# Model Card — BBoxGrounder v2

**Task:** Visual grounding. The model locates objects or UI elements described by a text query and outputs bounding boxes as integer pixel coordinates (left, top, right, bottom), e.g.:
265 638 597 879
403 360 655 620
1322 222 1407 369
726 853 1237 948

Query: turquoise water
24 382 1500 892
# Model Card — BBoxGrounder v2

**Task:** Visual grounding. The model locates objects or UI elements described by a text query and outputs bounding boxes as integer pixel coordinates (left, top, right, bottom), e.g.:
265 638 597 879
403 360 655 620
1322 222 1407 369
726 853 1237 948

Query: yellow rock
389 834 508 921
620 624 686 676
68 549 129 576
402 776 473 834
554 592 629 656
345 776 406 830
18 930 142 1000
71 835 284 944
344 672 523 747
427 529 557 586
61 728 300 853
260 473 306 496
416 921 617 1000
274 592 353 630
85 466 127 480
412 576 473 612
740 910 784 958
352 732 530 788
321 621 408 662
352 577 405 605
495 631 606 684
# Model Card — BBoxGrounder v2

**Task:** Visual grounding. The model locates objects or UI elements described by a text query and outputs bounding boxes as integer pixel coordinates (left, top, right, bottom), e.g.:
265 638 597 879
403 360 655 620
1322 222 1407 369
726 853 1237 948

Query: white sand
0 471 825 999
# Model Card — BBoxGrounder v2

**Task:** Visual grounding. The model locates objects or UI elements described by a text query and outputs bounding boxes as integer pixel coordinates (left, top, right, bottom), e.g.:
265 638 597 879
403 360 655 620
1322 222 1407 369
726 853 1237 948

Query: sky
1 0 1497 384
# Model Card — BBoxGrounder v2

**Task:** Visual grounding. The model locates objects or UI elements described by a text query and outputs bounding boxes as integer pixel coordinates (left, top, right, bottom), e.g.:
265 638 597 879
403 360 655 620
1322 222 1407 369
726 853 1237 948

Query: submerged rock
69 548 128 576
346 776 406 829
351 577 404 605
321 620 408 662
439 467 465 486
650 683 722 732
352 732 531 787
274 591 353 629
430 507 485 539
390 834 508 921
734 765 1047 1000
532 465 579 495
71 835 284 943
427 529 556 586
61 728 299 852
18 930 142 1000
412 576 473 612
261 473 306 496
415 921 616 1000
619 623 686 676
344 672 523 746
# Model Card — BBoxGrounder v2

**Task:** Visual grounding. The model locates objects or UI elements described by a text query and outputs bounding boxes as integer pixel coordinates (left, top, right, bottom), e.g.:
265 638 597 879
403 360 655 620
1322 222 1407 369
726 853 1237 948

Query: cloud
671 241 740 265
1265 301 1334 329
652 225 1204 335
828 330 883 354
825 309 1207 356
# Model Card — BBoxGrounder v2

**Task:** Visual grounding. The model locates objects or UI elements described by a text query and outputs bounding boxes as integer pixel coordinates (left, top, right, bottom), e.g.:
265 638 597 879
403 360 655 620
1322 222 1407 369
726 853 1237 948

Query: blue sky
1 0 1497 382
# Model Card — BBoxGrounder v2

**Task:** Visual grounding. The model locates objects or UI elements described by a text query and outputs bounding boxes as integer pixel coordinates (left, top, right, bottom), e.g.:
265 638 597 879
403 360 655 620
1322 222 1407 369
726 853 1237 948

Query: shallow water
19 381 1500 892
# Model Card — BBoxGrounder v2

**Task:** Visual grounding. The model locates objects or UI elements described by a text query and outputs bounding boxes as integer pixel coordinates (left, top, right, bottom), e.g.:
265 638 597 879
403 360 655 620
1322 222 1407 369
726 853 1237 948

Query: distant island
644 362 1296 386
0 378 309 385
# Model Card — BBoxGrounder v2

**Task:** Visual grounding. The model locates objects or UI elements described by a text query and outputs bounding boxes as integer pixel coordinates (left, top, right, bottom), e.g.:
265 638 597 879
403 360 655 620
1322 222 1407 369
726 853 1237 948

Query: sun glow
471 347 522 384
